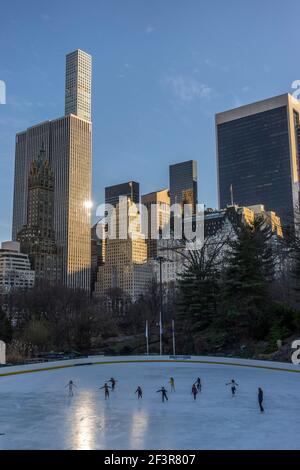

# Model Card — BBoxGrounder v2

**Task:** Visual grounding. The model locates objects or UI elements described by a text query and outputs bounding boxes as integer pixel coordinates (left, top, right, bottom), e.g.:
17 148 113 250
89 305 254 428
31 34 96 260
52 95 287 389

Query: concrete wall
1 355 300 378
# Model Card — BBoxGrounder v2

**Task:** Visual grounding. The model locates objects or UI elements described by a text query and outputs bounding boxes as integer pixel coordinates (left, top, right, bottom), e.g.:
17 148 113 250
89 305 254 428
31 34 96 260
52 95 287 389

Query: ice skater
100 383 111 400
258 387 264 413
156 387 168 403
135 386 143 399
192 384 198 401
66 380 77 397
108 377 117 391
169 377 175 392
195 377 202 392
226 379 239 396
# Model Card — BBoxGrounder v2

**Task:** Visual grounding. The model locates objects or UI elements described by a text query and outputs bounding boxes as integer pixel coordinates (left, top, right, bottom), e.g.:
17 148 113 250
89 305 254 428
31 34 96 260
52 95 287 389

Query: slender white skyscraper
65 49 92 122
12 50 92 291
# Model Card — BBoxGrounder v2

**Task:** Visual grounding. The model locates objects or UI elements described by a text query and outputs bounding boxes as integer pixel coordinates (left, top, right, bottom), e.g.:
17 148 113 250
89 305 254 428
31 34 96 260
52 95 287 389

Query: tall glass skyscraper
169 160 198 213
216 94 300 229
12 50 92 291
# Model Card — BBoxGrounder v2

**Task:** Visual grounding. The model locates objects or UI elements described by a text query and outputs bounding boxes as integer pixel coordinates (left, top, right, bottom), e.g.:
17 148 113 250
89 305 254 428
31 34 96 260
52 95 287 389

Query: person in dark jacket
66 380 77 397
156 387 168 403
226 379 239 396
192 384 198 400
135 386 143 399
195 377 202 392
258 387 264 413
100 383 111 399
108 378 117 391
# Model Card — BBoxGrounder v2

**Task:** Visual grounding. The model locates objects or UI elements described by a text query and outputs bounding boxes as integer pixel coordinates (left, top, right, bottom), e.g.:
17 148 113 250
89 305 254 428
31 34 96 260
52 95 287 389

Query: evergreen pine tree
0 306 12 342
177 237 223 344
222 216 274 338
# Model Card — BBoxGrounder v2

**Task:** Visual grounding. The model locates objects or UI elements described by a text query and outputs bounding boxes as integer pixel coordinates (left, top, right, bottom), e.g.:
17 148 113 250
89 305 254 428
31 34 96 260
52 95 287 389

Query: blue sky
0 0 299 242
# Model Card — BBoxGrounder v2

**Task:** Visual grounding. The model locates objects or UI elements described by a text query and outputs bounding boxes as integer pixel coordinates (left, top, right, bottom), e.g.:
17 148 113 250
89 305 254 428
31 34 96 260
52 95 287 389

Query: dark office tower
216 94 300 230
169 160 198 213
105 181 140 207
17 146 61 285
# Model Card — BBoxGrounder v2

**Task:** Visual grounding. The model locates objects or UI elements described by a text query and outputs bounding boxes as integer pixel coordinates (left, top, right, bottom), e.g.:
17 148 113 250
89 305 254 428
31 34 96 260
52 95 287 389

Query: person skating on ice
108 378 117 391
135 386 143 399
192 384 198 401
100 383 111 400
258 387 264 413
226 379 238 396
195 377 202 392
66 380 77 397
169 377 175 392
156 387 168 403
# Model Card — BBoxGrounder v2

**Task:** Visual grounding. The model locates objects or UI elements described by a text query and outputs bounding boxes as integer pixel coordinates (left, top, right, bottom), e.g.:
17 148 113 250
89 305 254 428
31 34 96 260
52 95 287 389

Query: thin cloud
204 58 229 73
165 75 212 102
146 26 155 34
41 14 51 21
8 97 57 109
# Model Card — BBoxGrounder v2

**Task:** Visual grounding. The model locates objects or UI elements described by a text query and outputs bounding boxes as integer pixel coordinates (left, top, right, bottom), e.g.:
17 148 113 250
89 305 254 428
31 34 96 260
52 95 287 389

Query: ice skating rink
0 359 300 450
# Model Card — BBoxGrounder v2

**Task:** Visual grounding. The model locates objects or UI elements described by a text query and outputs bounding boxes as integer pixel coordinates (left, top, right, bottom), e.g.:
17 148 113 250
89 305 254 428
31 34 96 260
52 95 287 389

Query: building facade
141 189 170 259
95 199 153 301
204 205 283 239
216 94 300 230
91 222 104 293
151 238 186 287
65 49 92 122
169 160 198 213
105 181 140 208
0 242 35 293
12 50 92 291
17 146 61 285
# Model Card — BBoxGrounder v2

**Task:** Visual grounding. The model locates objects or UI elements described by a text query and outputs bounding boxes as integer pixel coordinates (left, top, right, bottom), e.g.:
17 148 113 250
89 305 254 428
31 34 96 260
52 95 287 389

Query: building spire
37 142 46 163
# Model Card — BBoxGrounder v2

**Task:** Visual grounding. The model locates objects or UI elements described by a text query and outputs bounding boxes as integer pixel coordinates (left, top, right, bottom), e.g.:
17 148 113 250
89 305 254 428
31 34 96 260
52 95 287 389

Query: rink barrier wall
0 355 300 378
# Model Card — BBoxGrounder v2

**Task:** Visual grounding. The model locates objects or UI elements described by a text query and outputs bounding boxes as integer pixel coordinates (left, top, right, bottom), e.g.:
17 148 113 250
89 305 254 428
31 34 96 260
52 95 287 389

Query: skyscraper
12 50 92 291
17 145 61 285
169 160 198 213
216 93 300 229
65 49 92 122
105 181 140 207
141 189 170 259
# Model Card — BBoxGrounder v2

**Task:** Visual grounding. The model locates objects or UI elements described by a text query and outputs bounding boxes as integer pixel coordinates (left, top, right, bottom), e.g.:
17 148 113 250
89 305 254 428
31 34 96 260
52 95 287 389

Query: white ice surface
0 361 299 450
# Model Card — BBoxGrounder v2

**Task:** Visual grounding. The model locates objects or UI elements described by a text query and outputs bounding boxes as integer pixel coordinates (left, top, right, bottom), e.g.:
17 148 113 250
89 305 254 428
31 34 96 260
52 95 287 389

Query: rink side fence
0 355 300 378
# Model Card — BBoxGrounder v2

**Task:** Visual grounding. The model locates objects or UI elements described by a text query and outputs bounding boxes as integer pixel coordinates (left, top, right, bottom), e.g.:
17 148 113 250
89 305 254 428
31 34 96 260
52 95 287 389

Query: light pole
145 320 149 356
172 319 176 356
154 255 171 356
